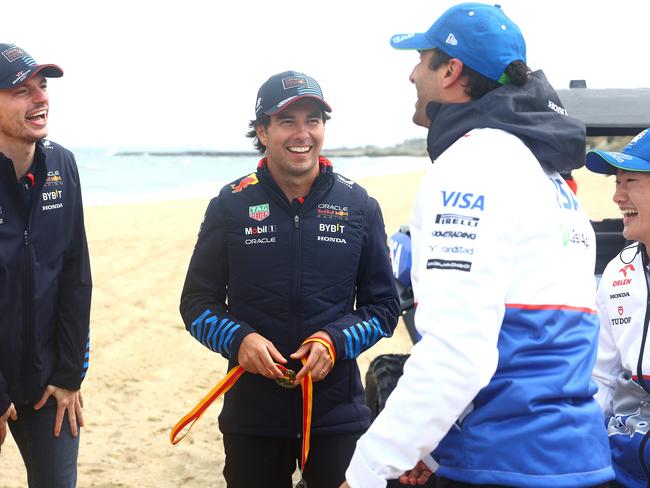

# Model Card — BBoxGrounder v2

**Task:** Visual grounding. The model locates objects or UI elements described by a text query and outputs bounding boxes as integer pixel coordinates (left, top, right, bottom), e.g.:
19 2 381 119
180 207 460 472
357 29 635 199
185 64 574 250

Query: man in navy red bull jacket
180 71 400 488
0 44 92 488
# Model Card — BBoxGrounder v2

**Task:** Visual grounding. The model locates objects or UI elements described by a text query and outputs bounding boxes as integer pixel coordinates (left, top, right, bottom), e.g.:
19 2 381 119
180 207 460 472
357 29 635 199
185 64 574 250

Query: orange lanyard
170 359 314 470
301 337 336 365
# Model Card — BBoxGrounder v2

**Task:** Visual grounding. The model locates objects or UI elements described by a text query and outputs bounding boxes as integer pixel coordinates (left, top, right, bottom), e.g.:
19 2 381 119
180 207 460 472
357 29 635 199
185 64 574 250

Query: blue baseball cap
390 3 526 83
254 71 332 118
0 43 62 90
586 129 650 175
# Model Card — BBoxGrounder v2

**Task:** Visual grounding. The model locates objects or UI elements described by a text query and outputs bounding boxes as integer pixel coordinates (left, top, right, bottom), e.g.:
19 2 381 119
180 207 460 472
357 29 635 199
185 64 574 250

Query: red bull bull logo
231 173 259 193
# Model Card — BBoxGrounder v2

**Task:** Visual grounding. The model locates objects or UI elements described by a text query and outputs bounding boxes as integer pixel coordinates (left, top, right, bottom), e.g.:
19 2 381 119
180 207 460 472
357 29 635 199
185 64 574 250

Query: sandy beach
0 167 619 488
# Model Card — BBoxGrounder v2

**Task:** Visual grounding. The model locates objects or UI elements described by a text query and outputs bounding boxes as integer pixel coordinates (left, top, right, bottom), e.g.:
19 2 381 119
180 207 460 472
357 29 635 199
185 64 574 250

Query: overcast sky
7 0 650 150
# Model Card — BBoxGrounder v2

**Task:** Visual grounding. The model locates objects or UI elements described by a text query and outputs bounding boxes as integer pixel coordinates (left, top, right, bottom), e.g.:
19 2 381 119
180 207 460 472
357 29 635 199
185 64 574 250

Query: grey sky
8 0 650 150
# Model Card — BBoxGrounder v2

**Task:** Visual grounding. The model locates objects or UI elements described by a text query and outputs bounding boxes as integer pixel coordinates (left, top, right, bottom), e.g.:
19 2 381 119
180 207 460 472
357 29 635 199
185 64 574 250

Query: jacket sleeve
321 197 400 361
49 156 93 390
592 275 623 417
0 373 10 417
179 194 256 361
346 136 513 487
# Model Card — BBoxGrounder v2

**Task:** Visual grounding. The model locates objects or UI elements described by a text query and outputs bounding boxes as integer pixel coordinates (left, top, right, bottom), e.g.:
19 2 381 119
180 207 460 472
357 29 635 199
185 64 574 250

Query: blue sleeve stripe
363 321 374 347
200 315 215 342
343 329 353 359
191 309 212 337
81 332 91 378
203 316 219 346
368 320 379 344
215 320 235 352
371 316 382 331
214 318 233 349
359 322 368 347
349 326 361 358
340 316 387 359
371 316 387 339
190 308 241 356
223 324 241 354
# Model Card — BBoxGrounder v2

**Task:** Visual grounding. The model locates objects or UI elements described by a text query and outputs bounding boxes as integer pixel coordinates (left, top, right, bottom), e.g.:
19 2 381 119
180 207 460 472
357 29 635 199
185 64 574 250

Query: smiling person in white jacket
340 3 614 488
588 128 650 488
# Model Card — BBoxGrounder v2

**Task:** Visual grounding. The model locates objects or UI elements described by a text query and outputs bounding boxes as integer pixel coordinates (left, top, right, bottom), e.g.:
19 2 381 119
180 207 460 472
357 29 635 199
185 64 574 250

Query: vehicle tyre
365 353 410 421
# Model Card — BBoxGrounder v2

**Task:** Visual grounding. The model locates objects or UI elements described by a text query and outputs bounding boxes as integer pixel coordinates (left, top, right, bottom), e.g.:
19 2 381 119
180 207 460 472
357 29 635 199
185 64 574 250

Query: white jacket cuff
345 447 387 488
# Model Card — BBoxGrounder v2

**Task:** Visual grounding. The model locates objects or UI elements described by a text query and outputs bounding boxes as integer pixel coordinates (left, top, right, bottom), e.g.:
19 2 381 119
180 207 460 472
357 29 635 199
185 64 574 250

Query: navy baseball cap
586 129 650 175
254 71 332 118
0 44 63 90
390 3 526 83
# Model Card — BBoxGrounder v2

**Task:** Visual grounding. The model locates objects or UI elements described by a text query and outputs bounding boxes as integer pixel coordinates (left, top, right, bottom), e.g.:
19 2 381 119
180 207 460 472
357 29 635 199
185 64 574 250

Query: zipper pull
294 215 300 229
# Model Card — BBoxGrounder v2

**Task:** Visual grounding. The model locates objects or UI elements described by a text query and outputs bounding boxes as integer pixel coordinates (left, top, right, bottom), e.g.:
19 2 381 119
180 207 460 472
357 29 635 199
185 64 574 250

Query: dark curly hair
428 48 530 100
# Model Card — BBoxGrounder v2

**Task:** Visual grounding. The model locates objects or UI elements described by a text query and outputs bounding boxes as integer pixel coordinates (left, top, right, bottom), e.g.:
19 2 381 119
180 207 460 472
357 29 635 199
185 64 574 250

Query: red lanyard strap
169 365 245 445
170 359 314 470
302 336 336 366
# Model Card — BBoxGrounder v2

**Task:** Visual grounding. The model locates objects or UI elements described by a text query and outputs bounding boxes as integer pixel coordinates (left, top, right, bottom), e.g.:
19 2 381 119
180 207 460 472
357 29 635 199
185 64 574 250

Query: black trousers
223 432 361 488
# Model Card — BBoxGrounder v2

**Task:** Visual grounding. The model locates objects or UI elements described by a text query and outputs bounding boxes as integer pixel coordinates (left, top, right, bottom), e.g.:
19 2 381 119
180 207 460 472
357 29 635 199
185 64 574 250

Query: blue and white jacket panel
346 129 613 488
0 140 92 414
593 244 650 488
179 163 400 437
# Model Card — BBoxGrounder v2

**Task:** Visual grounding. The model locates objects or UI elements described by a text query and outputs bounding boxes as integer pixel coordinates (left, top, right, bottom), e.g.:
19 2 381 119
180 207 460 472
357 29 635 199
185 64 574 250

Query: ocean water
72 147 430 207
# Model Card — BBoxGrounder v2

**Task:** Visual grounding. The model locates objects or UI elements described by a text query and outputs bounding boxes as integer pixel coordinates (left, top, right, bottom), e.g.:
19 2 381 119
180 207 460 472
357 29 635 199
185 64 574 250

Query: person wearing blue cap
342 3 614 488
588 129 650 488
179 71 399 487
0 44 92 488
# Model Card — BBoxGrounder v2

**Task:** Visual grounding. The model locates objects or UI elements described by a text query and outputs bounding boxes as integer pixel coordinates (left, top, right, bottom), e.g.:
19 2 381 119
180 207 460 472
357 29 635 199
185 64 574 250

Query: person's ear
442 58 465 88
256 125 268 147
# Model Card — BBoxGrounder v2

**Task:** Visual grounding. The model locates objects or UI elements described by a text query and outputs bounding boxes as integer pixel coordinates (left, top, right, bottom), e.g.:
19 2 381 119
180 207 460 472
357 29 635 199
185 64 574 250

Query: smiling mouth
26 109 47 122
287 145 311 154
622 208 638 218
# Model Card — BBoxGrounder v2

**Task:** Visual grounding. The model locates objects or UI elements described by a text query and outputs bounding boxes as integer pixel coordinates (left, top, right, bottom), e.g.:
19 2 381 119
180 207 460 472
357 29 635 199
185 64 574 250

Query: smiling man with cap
178 70 399 487
341 3 614 487
588 129 650 488
0 44 92 488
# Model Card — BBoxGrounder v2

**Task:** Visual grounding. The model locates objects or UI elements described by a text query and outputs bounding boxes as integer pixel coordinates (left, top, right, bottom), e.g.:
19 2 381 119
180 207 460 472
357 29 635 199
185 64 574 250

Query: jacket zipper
636 245 650 482
259 174 305 438
259 168 332 439
22 208 35 391
292 212 302 439
636 245 650 392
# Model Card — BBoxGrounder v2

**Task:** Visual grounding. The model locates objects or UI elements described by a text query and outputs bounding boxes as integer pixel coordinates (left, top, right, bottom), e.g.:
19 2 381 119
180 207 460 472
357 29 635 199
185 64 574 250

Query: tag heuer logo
249 203 270 221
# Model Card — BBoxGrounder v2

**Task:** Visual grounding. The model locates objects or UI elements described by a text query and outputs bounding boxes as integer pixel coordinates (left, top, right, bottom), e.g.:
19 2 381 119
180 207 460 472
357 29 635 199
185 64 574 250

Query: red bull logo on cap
231 173 259 193
249 203 270 221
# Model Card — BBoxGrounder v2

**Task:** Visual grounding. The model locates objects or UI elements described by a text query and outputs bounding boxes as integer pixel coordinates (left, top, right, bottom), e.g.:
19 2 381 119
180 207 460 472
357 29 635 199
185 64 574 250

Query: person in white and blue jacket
343 3 613 488
588 128 650 488
0 44 91 488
